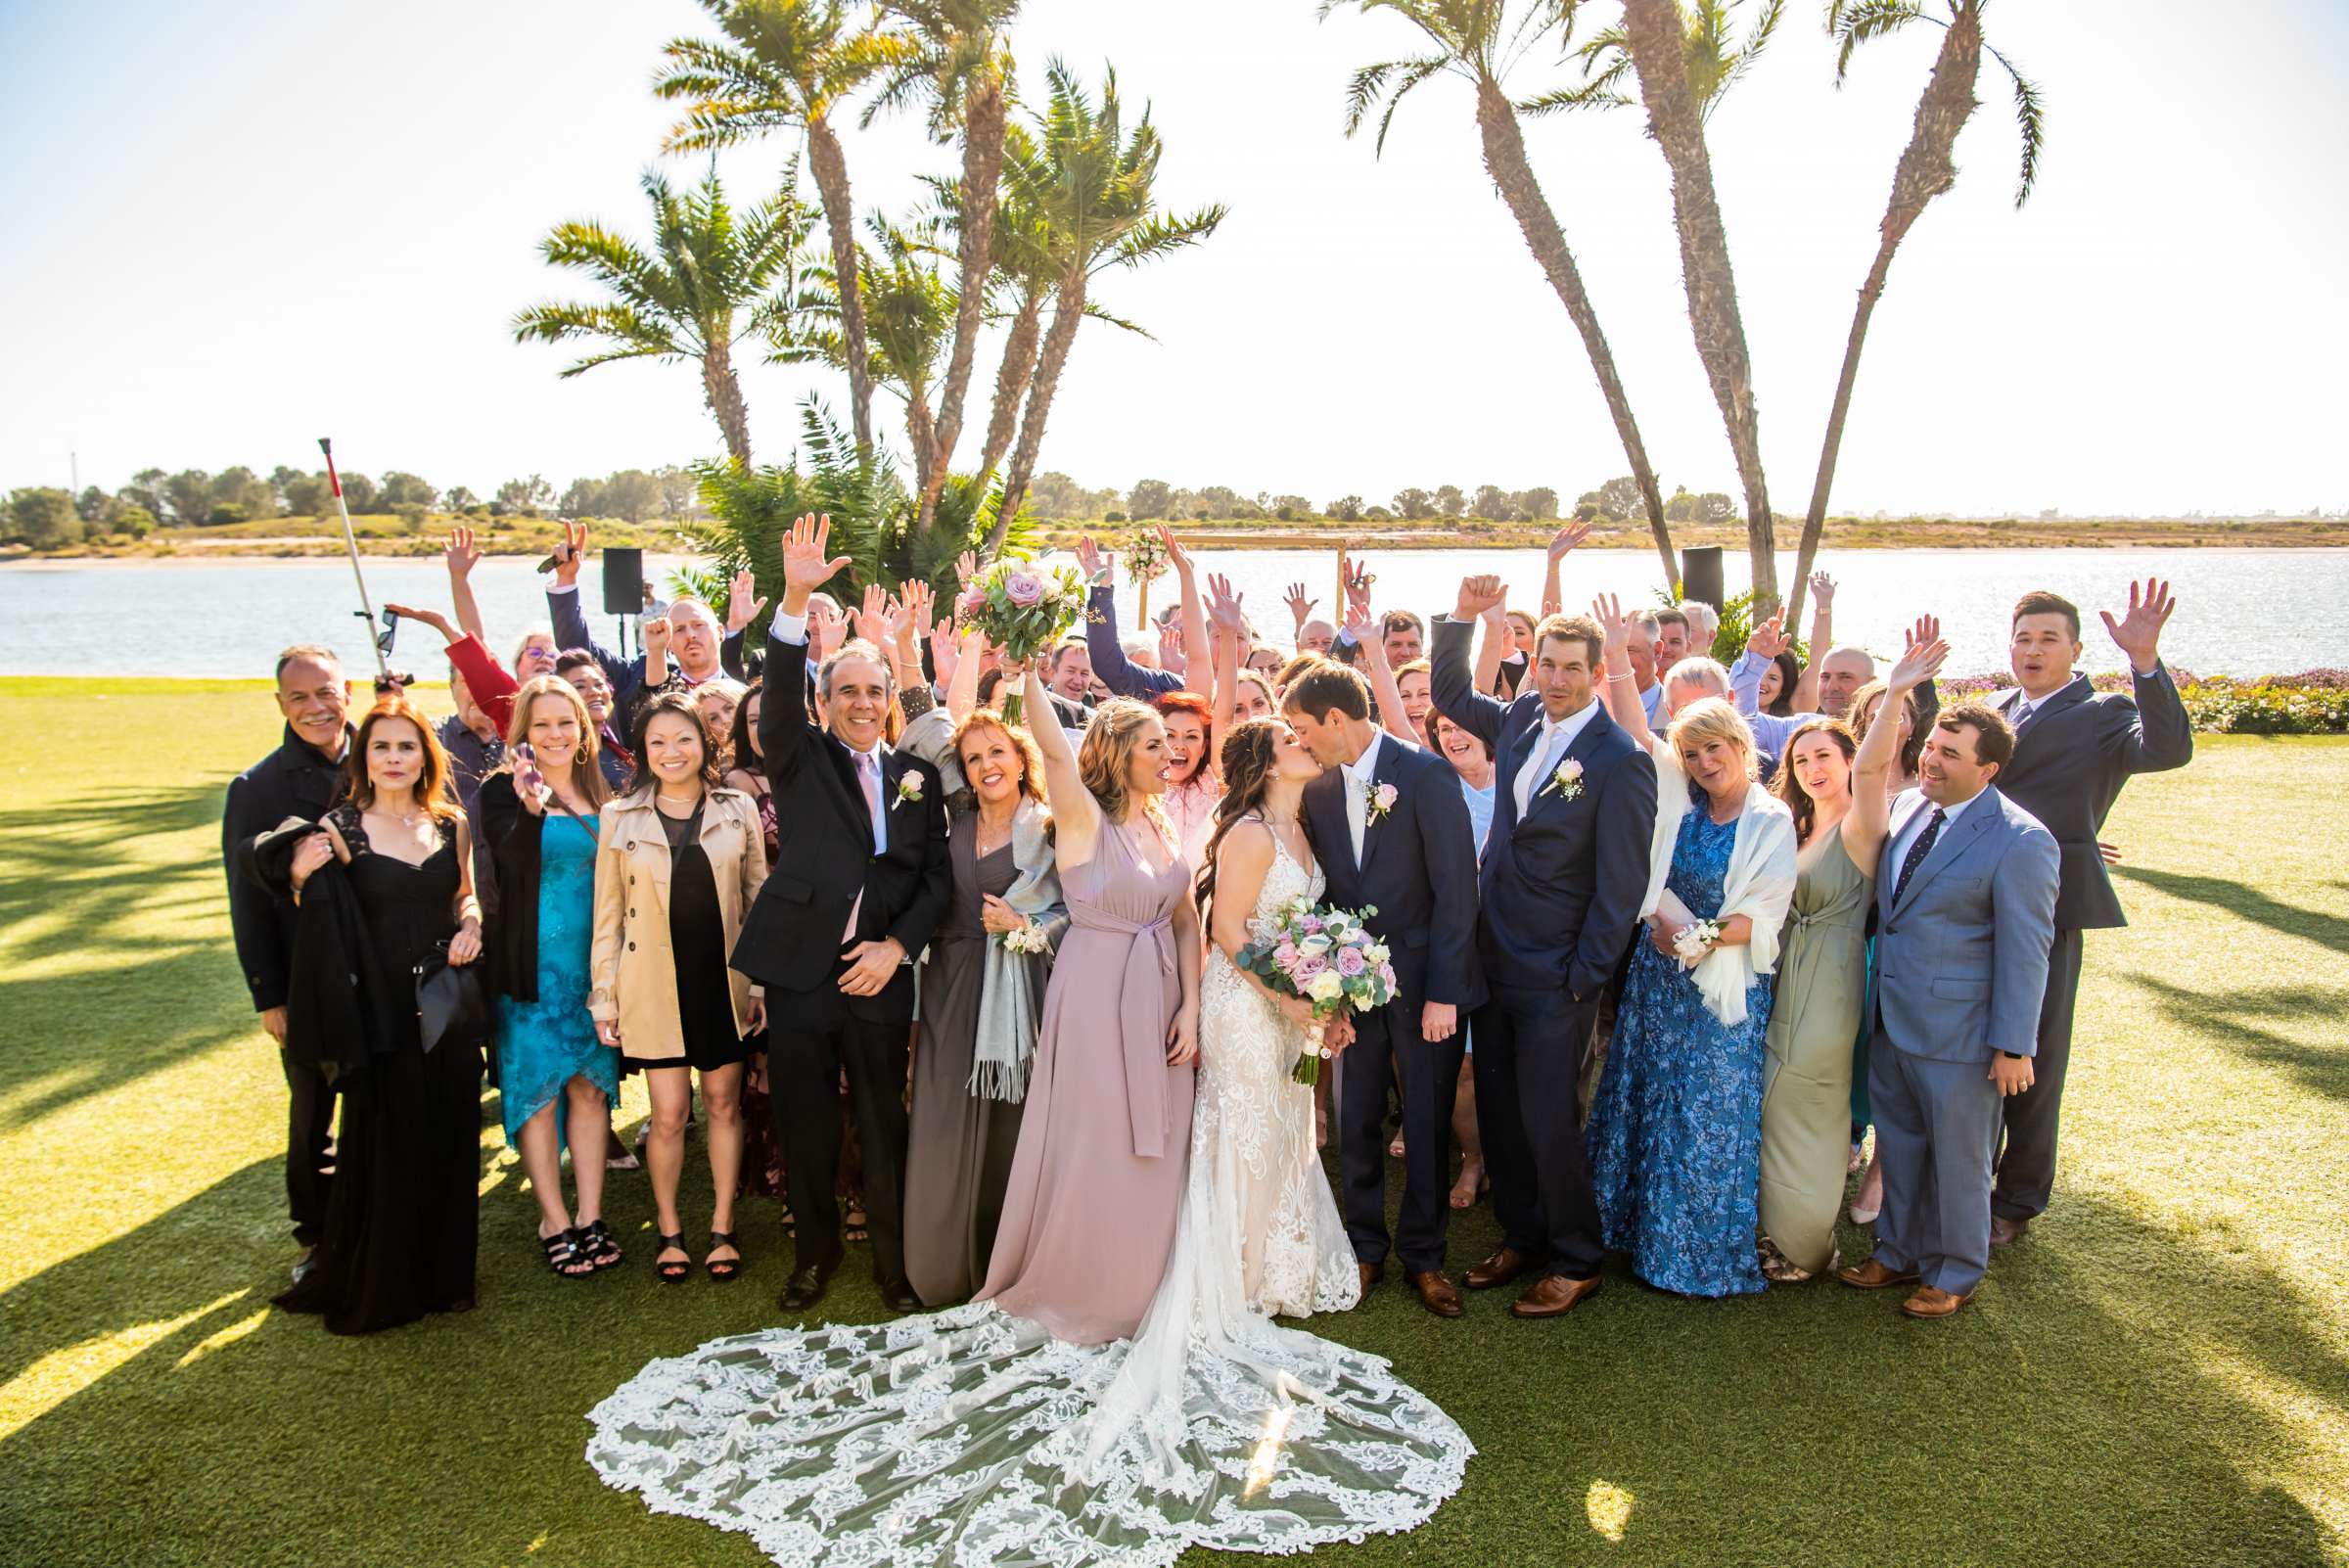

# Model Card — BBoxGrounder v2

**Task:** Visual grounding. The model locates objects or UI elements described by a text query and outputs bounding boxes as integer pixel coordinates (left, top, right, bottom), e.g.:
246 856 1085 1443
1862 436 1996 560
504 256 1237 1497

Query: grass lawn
2 679 2344 1568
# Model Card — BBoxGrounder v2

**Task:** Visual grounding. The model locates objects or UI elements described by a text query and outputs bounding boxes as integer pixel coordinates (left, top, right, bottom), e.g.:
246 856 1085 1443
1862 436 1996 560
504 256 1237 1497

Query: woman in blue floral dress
1586 647 1799 1297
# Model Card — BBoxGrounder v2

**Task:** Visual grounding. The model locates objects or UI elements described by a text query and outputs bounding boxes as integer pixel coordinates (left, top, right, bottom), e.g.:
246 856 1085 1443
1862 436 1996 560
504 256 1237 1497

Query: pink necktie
844 751 880 942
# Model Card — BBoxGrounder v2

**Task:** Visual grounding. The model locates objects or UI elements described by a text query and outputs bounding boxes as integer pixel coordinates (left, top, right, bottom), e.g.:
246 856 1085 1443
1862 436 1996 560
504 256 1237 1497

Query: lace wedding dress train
585 830 1472 1566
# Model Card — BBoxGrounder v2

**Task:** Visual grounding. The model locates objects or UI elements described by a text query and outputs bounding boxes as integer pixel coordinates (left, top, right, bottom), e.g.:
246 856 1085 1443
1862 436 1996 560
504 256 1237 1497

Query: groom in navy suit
1431 577 1657 1319
1287 660 1485 1318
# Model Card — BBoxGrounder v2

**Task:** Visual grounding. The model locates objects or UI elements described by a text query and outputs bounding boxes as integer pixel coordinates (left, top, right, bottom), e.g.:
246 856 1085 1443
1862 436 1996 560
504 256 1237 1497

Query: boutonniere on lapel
895 772 925 807
1363 781 1399 829
1537 758 1585 803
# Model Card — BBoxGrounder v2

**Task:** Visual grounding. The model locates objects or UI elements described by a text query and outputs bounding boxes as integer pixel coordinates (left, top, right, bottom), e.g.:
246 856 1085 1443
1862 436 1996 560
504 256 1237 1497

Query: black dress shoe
778 1252 839 1314
879 1281 924 1314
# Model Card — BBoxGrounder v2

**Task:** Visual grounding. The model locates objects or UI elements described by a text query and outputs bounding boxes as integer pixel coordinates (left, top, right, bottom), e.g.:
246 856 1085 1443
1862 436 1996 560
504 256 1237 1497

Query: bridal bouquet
1234 897 1398 1085
955 558 1086 726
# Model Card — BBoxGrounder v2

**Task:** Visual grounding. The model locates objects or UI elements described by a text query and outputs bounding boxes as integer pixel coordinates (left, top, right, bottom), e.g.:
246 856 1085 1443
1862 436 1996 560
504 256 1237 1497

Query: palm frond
1374 55 1451 156
1827 0 1931 84
1516 80 1629 115
1991 45 2047 207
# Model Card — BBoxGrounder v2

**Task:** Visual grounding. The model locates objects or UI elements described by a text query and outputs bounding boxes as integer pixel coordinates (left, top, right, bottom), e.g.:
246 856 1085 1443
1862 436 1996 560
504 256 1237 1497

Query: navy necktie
1893 807 1947 904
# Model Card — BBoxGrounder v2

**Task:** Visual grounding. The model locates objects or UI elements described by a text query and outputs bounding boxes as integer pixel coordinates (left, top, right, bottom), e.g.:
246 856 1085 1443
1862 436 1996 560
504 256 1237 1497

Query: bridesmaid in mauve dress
979 687 1202 1345
903 712 1065 1304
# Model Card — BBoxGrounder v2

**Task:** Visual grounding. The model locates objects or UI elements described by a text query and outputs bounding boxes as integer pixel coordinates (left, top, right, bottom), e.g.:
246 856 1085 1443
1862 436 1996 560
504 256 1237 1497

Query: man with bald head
1814 647 1876 718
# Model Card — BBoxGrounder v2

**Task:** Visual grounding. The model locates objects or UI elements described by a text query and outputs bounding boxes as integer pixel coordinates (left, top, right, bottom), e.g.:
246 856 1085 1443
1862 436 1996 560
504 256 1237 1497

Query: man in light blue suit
1840 701 2059 1319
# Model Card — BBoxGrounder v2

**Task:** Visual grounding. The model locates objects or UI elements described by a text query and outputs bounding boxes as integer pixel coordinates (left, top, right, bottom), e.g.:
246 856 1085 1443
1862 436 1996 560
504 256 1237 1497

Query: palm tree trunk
976 288 1045 488
982 268 1086 560
919 70 1009 534
1475 77 1677 591
1615 0 1778 611
806 115 875 452
1786 8 1982 624
702 339 753 466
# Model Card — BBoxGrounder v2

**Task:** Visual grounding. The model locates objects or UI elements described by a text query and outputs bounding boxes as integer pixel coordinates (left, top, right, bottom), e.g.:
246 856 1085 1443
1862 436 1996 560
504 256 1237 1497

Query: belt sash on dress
1069 905 1177 1158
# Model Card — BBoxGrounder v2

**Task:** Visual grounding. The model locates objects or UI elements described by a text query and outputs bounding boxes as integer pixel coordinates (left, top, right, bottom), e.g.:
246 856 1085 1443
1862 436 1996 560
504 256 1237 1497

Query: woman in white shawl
1585 595 1799 1296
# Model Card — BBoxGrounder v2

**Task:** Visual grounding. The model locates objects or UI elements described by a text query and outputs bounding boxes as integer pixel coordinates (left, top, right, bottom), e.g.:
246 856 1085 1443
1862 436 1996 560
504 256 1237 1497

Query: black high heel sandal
541 1227 593 1277
577 1219 622 1272
654 1232 693 1283
706 1230 743 1283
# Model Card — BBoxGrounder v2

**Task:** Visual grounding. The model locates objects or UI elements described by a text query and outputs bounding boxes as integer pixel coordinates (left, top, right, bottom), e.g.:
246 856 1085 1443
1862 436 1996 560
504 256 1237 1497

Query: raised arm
1472 602 1507 696
1205 574 1246 746
445 527 487 645
1849 635 1948 869
1161 525 1211 679
759 513 852 788
2099 577 2194 774
1792 572 1832 713
1025 661 1099 864
546 521 627 684
1591 592 1660 754
1427 576 1509 749
1540 521 1589 620
1348 601 1420 748
1732 606 1788 718
944 627 982 721
1079 537 1177 697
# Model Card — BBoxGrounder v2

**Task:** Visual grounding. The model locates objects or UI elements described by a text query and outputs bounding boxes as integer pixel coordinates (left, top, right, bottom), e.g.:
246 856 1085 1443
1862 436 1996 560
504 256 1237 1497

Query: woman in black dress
590 692 767 1282
271 694 485 1335
901 710 1062 1306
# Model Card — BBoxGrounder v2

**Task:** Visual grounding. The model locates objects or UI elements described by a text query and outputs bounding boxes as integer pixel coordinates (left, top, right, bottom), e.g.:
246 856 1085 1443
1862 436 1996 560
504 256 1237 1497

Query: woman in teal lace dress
477 677 620 1279
1584 685 1798 1299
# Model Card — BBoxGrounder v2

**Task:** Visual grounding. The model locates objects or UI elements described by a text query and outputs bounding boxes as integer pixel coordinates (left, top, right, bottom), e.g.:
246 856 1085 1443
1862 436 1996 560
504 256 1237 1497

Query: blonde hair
1078 698 1172 843
1665 696 1759 783
501 675 611 810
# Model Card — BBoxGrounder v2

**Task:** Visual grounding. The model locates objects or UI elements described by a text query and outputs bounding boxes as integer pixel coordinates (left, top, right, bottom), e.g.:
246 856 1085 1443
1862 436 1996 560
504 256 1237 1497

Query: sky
3 0 2345 517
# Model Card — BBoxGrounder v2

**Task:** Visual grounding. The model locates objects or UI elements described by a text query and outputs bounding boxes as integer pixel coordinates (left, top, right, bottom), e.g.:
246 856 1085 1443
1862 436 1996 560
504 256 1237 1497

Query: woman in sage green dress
1757 636 1947 1279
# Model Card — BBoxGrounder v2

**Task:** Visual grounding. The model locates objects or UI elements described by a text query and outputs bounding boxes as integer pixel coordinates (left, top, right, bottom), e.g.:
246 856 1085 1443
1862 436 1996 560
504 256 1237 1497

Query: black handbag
414 940 487 1055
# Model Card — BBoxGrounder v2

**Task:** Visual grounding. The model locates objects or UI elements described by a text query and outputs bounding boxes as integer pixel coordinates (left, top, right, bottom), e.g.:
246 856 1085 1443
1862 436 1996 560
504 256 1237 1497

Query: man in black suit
1284 660 1485 1318
1986 581 2192 1243
731 515 950 1314
1431 576 1658 1318
221 645 353 1280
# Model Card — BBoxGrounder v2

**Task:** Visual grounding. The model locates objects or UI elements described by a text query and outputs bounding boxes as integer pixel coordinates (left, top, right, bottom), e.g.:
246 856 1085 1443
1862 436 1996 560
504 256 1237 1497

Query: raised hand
1284 581 1316 630
1343 555 1375 623
1074 534 1110 584
382 601 455 642
852 582 889 644
1745 608 1789 662
1155 523 1194 578
1205 573 1246 635
1887 635 1949 694
2101 577 2176 673
725 566 767 634
1451 573 1504 622
1809 570 1835 609
1590 591 1633 658
902 579 936 644
1903 613 1942 653
928 621 961 689
1546 521 1592 563
1156 617 1186 672
444 526 481 580
780 514 850 614
953 549 979 588
641 615 672 663
808 600 846 660
552 520 588 587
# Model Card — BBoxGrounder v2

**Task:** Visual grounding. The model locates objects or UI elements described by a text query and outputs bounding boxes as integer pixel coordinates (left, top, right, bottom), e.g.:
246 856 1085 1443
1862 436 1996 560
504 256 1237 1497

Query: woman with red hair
1153 689 1224 870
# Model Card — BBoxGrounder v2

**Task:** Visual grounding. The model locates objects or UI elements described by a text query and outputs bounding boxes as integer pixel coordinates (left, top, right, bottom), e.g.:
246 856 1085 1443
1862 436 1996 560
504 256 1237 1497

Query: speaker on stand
1680 546 1726 610
603 547 645 662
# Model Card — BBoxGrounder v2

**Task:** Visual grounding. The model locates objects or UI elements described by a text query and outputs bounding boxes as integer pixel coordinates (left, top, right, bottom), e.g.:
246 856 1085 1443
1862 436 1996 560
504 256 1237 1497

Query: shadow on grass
4 1161 2339 1567
2122 976 2349 1107
2113 865 2349 955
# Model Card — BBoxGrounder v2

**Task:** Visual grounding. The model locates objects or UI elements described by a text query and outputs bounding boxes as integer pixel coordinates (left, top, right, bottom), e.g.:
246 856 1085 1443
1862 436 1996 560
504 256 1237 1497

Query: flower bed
1933 670 2349 734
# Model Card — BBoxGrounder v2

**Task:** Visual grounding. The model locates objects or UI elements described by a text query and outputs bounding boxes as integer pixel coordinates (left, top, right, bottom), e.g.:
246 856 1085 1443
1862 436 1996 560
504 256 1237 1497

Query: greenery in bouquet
1234 896 1398 1085
955 558 1086 724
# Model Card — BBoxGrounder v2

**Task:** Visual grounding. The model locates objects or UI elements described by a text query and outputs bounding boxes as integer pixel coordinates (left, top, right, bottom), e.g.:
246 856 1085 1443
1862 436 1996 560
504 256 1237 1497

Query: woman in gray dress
903 710 1065 1306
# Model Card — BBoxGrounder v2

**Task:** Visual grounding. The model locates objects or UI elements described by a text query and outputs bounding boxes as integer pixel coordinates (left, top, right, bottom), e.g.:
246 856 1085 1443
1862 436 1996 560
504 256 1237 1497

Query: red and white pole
318 437 389 678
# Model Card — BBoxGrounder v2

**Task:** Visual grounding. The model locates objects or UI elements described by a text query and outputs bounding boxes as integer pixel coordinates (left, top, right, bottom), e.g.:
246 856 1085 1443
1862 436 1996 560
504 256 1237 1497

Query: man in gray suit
1840 702 2060 1319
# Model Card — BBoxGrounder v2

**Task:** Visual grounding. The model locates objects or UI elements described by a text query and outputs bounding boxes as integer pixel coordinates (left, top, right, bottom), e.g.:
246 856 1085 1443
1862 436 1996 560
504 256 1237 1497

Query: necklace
373 803 429 828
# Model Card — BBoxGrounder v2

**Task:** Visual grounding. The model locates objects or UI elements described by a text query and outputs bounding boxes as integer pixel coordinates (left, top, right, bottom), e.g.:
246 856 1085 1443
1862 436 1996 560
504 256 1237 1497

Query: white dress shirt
1512 698 1601 819
1338 727 1386 866
1889 786 1982 889
774 609 888 853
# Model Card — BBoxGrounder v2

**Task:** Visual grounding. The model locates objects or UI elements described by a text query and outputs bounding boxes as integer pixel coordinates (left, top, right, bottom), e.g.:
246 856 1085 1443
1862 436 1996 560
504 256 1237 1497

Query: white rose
1298 934 1333 956
1364 944 1390 963
1307 970 1345 1003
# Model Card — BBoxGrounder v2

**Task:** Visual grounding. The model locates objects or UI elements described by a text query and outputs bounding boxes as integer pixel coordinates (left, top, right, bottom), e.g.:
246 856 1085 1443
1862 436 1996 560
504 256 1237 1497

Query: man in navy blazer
1431 576 1657 1319
1840 703 2059 1318
731 516 950 1316
1286 659 1486 1317
1985 582 2192 1242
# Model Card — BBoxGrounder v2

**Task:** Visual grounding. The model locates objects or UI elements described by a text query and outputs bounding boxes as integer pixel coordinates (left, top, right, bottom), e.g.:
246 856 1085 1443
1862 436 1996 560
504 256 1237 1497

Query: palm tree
802 214 960 471
1781 0 2043 623
512 167 811 465
1611 0 1784 608
862 1 1023 535
1322 0 1679 589
978 62 1226 559
1561 0 1785 116
655 0 889 451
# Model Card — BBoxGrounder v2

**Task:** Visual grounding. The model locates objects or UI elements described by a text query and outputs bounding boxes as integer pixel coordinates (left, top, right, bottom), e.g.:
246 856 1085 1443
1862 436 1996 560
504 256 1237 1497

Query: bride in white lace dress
586 717 1471 1567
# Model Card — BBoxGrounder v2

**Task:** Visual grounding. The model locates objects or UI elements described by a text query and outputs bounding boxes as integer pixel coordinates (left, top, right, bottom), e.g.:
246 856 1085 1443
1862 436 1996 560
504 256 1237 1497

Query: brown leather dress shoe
1836 1257 1920 1290
1464 1247 1529 1291
1901 1284 1972 1319
1510 1273 1600 1318
1358 1260 1385 1300
1989 1216 2030 1247
1407 1270 1464 1318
